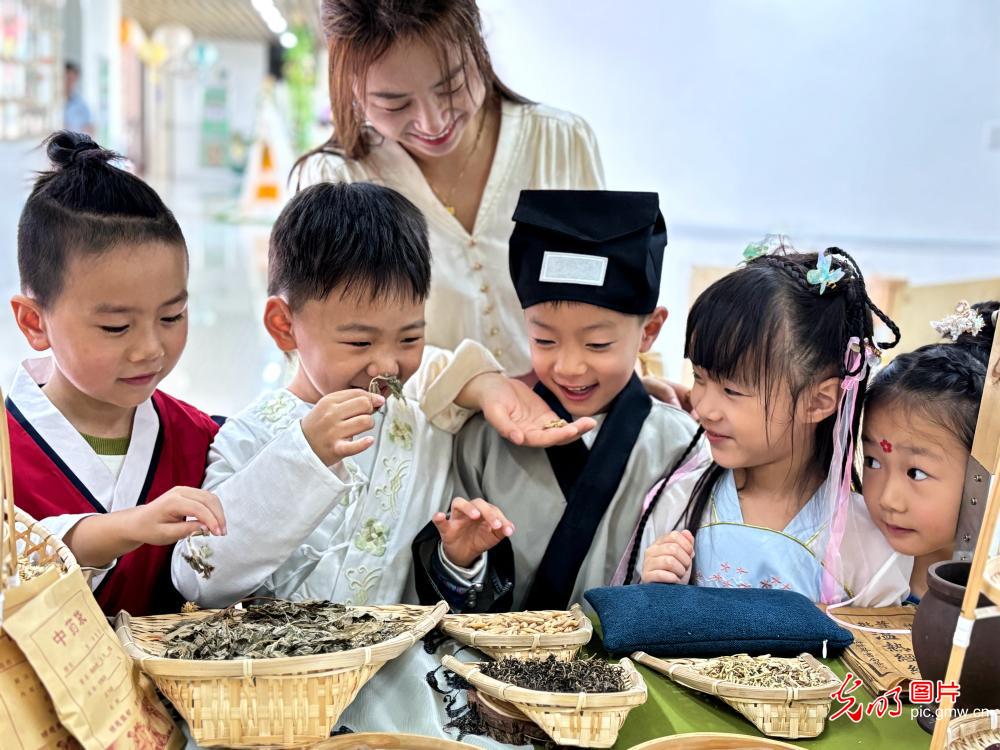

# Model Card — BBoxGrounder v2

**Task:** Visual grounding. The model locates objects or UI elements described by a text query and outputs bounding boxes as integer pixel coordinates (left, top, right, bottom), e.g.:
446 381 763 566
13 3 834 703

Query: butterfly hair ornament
930 300 986 341
806 250 846 295
742 233 793 262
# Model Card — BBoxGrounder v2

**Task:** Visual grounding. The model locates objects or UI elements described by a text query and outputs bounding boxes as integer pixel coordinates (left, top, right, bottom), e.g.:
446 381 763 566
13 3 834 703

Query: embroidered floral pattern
255 390 299 432
342 461 365 507
345 565 382 605
388 418 414 450
374 455 411 516
354 518 389 557
759 574 794 591
695 562 793 591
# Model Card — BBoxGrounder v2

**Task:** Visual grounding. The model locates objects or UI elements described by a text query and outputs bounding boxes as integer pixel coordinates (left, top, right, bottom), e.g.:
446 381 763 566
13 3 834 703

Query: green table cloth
608 657 930 749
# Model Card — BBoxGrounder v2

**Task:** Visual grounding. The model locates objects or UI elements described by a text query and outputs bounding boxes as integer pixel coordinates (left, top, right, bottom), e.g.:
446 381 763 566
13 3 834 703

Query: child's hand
434 497 515 568
642 376 693 414
641 529 695 584
458 373 596 447
301 389 385 465
126 487 226 546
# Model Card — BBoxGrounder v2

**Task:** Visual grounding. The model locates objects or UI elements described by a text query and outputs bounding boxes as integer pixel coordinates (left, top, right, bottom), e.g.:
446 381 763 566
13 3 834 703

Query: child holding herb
8 131 226 616
171 181 593 609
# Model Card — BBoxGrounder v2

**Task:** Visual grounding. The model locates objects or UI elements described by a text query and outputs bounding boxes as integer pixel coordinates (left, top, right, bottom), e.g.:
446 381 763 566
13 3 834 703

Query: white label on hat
539 252 608 286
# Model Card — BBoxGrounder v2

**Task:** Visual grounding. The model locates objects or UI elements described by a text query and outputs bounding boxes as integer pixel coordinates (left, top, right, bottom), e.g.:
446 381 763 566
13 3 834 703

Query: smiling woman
293 0 605 377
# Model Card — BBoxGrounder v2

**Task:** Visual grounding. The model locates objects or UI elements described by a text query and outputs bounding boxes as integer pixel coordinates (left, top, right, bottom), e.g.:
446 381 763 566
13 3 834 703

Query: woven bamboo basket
945 709 1000 750
10 506 81 577
440 603 593 661
442 654 647 748
627 733 808 749
633 652 840 739
0 384 85 586
311 732 479 749
115 600 448 748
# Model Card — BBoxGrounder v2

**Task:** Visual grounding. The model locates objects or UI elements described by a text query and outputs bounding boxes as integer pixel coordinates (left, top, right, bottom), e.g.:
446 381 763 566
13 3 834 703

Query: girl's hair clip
806 250 845 295
742 233 793 262
931 300 985 341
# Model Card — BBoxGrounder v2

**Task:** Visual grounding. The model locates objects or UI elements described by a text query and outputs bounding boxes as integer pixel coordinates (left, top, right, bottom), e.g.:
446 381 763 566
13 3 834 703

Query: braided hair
866 300 998 451
622 247 900 585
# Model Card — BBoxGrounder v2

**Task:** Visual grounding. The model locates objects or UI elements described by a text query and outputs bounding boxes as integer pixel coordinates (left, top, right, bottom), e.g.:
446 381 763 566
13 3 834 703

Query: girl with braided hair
862 300 998 601
613 243 912 607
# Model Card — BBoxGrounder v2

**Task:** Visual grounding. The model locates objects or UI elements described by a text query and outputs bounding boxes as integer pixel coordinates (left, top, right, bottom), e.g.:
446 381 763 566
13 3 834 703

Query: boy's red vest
6 391 218 617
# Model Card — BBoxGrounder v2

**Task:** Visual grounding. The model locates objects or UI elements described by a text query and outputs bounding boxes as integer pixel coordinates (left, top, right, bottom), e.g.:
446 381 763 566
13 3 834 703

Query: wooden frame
930 322 1000 749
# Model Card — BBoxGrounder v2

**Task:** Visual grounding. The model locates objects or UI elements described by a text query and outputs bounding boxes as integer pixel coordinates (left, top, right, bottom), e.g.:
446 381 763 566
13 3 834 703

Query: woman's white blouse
295 100 605 376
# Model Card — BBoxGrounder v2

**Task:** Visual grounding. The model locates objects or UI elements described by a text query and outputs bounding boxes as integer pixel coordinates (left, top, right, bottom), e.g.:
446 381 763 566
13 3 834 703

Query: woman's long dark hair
293 0 530 173
622 248 901 585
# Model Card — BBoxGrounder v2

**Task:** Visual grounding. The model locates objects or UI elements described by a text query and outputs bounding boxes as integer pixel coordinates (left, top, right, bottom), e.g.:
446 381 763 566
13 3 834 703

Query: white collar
581 413 606 449
9 357 161 512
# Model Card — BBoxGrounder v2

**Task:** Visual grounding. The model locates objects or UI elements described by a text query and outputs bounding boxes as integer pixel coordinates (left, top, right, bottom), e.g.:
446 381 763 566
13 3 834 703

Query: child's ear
802 376 841 423
263 296 298 353
11 295 50 352
638 306 668 353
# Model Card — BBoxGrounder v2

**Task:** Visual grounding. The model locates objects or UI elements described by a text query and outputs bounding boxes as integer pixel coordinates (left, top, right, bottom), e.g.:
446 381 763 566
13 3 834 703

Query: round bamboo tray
628 733 808 749
115 601 448 748
312 732 479 749
945 708 1000 750
442 654 647 748
441 603 593 661
633 651 840 739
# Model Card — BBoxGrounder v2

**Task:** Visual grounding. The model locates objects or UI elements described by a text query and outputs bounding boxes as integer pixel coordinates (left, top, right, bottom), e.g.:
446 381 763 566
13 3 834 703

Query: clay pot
912 561 1000 717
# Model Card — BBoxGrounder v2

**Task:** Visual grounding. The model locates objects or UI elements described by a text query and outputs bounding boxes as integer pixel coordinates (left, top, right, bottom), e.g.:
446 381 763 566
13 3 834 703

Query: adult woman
295 0 605 377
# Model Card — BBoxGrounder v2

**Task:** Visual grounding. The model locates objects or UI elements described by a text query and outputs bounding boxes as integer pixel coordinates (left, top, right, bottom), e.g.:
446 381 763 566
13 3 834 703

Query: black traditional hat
509 190 666 314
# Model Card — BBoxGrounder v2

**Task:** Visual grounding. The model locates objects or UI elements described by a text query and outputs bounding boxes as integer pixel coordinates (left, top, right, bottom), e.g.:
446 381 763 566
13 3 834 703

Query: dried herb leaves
369 375 405 403
481 655 627 693
16 555 59 581
696 654 835 689
161 600 406 660
181 530 215 579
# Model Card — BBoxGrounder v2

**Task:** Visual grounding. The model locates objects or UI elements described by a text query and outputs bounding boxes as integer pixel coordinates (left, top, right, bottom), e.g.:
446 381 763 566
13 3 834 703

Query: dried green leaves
181 530 215 580
162 600 406 660
369 375 405 403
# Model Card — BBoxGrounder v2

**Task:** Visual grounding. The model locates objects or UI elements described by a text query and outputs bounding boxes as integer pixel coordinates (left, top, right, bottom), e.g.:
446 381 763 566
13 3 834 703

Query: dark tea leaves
480 654 627 693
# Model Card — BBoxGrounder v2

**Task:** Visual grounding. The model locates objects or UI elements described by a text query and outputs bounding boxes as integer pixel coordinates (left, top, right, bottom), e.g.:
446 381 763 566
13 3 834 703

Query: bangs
684 270 792 391
333 271 426 308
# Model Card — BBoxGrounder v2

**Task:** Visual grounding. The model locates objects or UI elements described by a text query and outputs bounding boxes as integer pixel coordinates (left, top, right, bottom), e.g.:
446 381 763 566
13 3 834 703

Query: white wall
479 0 1000 376
164 38 268 179
79 0 124 150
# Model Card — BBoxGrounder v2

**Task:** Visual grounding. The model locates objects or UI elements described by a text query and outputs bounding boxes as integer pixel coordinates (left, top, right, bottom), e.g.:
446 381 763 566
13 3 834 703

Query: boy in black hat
414 190 707 611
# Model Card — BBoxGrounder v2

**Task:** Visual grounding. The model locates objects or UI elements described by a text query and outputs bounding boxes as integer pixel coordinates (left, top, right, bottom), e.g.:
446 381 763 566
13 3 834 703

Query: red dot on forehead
879 439 893 453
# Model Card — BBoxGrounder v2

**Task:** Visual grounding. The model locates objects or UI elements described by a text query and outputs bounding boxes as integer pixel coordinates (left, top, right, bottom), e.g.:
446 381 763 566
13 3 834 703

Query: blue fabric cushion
584 584 853 657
